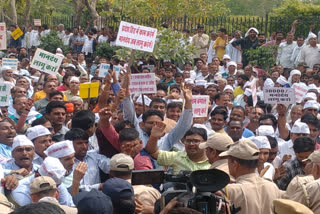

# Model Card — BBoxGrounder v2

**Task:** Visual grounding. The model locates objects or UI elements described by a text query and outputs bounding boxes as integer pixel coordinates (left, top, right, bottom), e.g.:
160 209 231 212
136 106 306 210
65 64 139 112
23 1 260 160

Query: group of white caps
12 125 75 185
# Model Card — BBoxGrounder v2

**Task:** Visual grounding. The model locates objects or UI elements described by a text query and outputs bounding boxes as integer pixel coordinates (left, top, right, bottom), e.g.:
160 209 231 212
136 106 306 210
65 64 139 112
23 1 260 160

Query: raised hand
182 83 192 102
150 121 166 139
73 162 88 182
276 104 287 116
181 83 193 109
99 106 112 122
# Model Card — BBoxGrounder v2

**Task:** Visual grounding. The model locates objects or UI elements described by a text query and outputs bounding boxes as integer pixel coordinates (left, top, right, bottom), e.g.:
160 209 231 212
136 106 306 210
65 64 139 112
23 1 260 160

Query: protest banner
263 87 296 104
116 21 157 53
251 79 257 107
129 73 156 94
0 23 6 50
98 63 110 78
292 83 308 103
11 27 23 40
192 95 210 118
34 19 41 26
79 82 100 99
2 58 18 70
0 83 11 106
30 48 63 75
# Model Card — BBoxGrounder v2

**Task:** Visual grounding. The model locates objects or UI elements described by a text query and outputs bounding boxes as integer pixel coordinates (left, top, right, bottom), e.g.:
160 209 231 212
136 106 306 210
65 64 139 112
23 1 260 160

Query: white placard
98 63 110 78
0 83 11 106
2 58 18 70
192 95 210 118
251 79 257 107
30 48 63 75
113 65 121 79
34 19 41 26
130 73 156 94
292 83 308 103
263 87 296 104
0 23 6 50
116 21 157 53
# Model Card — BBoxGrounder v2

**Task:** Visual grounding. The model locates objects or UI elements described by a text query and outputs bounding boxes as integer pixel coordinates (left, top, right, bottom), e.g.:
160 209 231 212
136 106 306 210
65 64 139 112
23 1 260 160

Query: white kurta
207 40 216 63
276 41 297 69
226 38 242 63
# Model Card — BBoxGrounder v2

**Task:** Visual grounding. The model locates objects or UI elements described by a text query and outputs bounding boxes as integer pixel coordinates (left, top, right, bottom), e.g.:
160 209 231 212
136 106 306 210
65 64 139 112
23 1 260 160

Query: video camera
132 168 230 214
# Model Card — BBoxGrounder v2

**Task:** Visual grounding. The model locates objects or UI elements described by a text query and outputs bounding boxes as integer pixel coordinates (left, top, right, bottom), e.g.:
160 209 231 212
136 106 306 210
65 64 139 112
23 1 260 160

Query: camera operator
219 138 282 214
145 125 210 175
198 133 235 182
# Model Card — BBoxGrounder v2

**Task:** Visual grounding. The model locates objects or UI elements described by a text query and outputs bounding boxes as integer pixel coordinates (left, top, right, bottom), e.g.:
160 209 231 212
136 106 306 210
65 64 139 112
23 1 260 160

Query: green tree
245 45 278 71
95 42 120 59
39 31 69 54
107 0 229 19
271 0 320 17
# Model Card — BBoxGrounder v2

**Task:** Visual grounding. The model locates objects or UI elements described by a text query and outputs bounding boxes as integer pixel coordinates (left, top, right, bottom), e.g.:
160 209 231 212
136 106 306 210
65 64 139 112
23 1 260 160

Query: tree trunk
72 0 86 27
10 0 17 25
24 0 32 26
84 0 99 20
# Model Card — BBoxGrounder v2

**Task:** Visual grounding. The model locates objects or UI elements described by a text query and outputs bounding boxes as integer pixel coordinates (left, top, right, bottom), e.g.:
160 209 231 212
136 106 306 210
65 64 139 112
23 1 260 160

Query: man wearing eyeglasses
145 125 210 175
2 135 39 178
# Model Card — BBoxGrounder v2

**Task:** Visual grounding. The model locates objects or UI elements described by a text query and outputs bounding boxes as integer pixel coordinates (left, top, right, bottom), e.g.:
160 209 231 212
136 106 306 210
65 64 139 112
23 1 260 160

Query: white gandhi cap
26 125 51 141
44 140 75 158
12 135 34 151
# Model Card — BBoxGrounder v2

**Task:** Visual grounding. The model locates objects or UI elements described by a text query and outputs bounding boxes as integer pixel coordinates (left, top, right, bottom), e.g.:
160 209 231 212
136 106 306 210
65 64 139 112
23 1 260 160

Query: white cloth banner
116 21 157 53
30 48 63 75
192 95 210 118
2 58 18 70
0 23 6 50
263 88 296 104
130 73 156 94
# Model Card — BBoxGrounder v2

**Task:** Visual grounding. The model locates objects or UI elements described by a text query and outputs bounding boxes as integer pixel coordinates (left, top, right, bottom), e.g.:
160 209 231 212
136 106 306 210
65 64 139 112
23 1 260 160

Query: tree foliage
115 28 195 65
245 46 278 71
39 31 69 54
271 0 320 17
106 0 229 19
227 0 283 16
95 42 120 59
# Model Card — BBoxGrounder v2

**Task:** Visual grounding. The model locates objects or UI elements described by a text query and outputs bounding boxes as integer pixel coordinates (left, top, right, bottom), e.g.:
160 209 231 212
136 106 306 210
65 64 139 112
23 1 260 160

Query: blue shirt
0 144 12 159
242 128 255 138
12 175 74 206
32 153 44 166
123 97 193 151
74 150 110 191
159 79 176 86
2 159 40 176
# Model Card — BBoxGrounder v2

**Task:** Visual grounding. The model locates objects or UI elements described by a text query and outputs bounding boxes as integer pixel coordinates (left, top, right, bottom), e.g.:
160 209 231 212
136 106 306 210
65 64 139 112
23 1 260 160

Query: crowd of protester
0 19 320 213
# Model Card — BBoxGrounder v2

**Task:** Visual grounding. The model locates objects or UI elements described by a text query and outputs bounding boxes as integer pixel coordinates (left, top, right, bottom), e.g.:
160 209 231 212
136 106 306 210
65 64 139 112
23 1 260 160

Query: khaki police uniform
285 150 320 213
219 139 282 214
273 199 313 214
199 133 235 182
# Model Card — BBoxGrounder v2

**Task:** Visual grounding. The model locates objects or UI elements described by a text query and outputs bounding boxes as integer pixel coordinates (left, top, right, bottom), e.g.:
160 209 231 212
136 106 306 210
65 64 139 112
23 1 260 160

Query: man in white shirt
97 28 109 43
191 24 209 58
299 33 320 68
30 26 40 47
278 121 310 161
57 24 65 40
62 28 73 46
277 33 297 69
40 24 50 37
291 35 305 68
